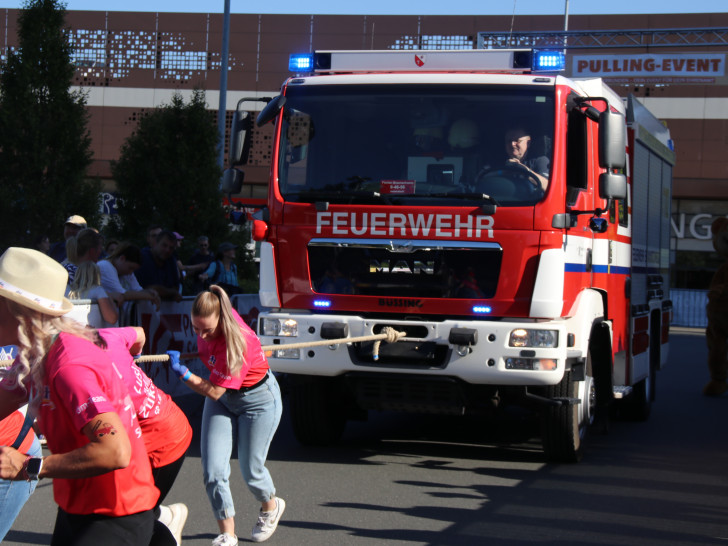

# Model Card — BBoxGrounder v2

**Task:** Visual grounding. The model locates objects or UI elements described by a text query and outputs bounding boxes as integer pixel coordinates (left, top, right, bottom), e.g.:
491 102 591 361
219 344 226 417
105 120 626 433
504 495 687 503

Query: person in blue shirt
135 230 182 302
199 242 241 296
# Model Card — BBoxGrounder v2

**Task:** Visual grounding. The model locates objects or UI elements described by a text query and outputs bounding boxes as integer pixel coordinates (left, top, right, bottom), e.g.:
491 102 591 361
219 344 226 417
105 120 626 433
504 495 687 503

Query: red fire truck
228 49 675 462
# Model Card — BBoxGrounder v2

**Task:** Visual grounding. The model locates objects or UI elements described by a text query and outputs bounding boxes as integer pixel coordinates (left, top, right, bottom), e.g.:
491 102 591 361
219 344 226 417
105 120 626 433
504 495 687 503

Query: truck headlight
261 318 299 337
508 328 558 348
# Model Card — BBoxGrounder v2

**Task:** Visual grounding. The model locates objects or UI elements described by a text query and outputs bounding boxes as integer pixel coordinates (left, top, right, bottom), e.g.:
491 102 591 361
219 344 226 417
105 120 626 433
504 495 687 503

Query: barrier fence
670 289 708 329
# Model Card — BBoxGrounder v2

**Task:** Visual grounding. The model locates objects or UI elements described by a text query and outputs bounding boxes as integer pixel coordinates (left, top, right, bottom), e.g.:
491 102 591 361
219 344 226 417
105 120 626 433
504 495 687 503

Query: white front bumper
259 311 571 387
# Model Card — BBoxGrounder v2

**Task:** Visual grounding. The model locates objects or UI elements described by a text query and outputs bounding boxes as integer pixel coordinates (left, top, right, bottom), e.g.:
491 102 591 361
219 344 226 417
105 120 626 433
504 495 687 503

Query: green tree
0 0 98 251
110 90 232 251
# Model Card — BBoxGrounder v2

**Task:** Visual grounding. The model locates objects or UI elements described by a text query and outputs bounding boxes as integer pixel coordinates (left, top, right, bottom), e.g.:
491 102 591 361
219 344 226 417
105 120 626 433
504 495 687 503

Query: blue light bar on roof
532 50 565 72
289 53 314 72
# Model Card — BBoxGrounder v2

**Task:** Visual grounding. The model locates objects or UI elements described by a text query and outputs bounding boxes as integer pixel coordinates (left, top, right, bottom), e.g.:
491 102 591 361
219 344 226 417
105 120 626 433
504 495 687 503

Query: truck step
612 386 633 399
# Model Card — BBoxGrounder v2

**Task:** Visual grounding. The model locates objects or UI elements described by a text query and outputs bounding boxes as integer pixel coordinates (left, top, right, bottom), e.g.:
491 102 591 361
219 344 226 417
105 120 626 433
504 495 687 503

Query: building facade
1 10 727 309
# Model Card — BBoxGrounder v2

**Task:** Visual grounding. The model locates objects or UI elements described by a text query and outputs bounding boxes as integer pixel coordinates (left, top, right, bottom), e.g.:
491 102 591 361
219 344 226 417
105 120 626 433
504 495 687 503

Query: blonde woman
0 248 159 544
67 261 118 326
169 285 284 545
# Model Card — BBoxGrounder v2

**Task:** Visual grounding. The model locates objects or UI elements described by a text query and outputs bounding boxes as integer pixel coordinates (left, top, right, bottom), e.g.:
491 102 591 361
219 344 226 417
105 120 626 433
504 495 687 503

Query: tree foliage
110 90 231 249
0 0 98 251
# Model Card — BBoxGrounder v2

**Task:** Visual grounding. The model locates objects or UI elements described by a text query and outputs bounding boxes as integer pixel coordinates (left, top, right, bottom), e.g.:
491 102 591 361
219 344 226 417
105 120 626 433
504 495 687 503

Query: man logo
369 259 435 274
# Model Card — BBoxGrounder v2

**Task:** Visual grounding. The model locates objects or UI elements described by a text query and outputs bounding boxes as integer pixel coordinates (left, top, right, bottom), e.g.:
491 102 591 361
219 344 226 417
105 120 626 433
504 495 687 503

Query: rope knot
382 326 403 343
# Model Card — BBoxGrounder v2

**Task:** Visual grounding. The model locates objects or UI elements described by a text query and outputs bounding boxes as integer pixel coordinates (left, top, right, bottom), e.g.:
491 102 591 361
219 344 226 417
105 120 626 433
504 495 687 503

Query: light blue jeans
201 372 282 521
0 435 41 541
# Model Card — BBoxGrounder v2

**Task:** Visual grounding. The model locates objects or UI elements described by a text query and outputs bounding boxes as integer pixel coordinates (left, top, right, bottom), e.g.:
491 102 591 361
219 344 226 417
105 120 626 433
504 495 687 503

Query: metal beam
478 28 728 50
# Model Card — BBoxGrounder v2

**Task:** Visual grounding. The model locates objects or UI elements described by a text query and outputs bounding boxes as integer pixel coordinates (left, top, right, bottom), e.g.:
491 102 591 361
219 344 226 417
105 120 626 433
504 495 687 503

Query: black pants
152 453 186 506
51 508 154 546
150 454 187 546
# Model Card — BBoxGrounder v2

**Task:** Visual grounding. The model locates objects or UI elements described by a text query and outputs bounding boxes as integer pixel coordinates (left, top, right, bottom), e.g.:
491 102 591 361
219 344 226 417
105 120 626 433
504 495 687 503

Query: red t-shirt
196 309 269 389
98 327 192 467
0 409 35 453
37 332 159 516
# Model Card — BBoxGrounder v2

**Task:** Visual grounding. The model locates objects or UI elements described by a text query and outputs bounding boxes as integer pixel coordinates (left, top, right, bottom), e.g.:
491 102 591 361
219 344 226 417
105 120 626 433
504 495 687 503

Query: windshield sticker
380 180 416 194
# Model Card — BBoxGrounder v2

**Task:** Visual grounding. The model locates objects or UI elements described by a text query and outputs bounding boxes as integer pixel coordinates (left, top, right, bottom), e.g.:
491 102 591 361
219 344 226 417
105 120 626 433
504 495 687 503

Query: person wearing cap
136 230 182 302
502 127 549 191
199 242 241 296
0 248 160 544
48 214 87 263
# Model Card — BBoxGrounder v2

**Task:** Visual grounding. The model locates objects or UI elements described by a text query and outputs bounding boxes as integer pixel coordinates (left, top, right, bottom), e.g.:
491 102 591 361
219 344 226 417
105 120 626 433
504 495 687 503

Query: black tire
619 367 653 421
289 375 347 446
541 354 596 463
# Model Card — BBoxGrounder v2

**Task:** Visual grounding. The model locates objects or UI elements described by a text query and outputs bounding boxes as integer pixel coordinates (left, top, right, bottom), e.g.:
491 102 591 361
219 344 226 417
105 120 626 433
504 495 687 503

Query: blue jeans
201 372 282 521
0 435 41 541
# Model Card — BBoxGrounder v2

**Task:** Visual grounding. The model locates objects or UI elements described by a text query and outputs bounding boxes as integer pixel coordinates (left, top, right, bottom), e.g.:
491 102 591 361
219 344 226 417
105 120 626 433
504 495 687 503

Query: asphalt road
5 328 728 545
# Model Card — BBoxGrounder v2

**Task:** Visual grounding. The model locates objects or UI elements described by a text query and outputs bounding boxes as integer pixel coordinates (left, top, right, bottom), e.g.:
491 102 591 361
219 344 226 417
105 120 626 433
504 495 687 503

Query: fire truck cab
230 49 674 462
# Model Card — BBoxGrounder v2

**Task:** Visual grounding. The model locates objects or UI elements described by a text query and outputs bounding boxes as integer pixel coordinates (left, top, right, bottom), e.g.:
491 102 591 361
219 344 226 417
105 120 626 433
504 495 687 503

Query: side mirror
229 109 253 166
256 95 286 127
221 168 244 194
598 109 626 170
589 217 608 233
599 171 627 201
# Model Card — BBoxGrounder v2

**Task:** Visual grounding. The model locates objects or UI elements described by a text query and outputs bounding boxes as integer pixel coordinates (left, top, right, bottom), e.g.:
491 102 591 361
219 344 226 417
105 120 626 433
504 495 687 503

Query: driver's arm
507 158 548 191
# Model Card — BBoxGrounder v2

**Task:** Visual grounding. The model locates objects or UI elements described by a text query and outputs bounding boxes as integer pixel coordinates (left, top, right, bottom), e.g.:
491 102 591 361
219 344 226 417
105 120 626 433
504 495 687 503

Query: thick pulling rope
134 326 407 363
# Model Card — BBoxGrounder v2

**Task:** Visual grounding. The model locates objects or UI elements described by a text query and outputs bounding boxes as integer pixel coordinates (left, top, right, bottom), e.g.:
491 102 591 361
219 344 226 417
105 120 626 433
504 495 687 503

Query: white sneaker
163 503 188 545
212 532 238 546
251 497 286 542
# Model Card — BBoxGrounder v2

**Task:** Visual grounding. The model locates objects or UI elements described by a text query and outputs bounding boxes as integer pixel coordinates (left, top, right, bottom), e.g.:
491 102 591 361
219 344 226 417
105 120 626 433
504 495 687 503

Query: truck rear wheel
541 355 595 463
289 375 347 446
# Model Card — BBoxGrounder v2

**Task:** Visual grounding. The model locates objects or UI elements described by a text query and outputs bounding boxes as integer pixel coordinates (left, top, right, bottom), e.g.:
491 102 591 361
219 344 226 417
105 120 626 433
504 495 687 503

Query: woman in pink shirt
169 285 284 545
98 326 193 545
0 247 159 545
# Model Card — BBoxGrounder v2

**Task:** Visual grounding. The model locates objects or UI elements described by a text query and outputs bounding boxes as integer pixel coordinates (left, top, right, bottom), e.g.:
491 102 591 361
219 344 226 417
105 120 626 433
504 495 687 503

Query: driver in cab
504 127 549 192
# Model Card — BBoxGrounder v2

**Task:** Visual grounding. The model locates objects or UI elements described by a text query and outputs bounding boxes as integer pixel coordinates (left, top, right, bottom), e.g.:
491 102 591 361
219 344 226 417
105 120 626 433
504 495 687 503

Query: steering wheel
479 163 543 196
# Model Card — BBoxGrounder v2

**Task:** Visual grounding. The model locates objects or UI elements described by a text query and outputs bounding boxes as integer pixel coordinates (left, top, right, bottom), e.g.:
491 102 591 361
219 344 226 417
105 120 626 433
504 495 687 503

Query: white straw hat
0 247 73 316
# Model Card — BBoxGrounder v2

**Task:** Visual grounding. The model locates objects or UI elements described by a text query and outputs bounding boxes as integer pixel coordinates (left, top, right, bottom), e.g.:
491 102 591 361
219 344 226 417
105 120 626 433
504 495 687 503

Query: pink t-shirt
37 332 159 516
197 309 269 389
98 327 192 468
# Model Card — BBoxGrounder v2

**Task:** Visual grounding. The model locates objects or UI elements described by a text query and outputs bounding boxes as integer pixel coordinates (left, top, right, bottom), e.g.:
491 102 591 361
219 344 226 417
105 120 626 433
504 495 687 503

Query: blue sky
0 0 725 15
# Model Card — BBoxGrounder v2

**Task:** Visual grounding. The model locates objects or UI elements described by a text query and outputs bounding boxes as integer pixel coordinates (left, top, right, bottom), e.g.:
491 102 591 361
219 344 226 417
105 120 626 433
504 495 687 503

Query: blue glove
167 350 191 381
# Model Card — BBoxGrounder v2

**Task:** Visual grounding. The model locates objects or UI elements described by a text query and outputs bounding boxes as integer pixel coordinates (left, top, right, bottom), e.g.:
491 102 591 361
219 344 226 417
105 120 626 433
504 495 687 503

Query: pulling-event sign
570 53 726 84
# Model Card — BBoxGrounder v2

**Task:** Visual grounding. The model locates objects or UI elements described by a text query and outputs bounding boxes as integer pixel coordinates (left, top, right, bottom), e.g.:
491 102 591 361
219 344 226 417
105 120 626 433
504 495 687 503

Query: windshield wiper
425 192 500 204
422 192 499 213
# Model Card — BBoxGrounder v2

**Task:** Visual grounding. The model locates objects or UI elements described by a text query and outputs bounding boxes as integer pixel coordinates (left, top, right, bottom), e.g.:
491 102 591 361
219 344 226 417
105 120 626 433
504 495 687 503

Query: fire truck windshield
277 84 555 206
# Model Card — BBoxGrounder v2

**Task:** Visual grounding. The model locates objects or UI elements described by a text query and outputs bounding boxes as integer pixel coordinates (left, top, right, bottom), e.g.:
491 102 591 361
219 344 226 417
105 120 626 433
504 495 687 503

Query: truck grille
347 373 466 414
308 239 502 299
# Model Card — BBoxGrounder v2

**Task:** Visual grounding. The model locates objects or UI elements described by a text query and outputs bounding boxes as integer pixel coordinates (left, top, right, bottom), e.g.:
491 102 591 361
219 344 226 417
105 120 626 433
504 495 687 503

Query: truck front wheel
541 354 596 463
289 375 348 446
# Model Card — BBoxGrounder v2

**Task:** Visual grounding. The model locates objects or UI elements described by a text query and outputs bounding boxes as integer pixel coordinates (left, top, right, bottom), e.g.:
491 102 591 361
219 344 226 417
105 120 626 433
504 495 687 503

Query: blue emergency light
532 50 566 72
472 305 492 314
289 53 314 72
313 299 332 308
